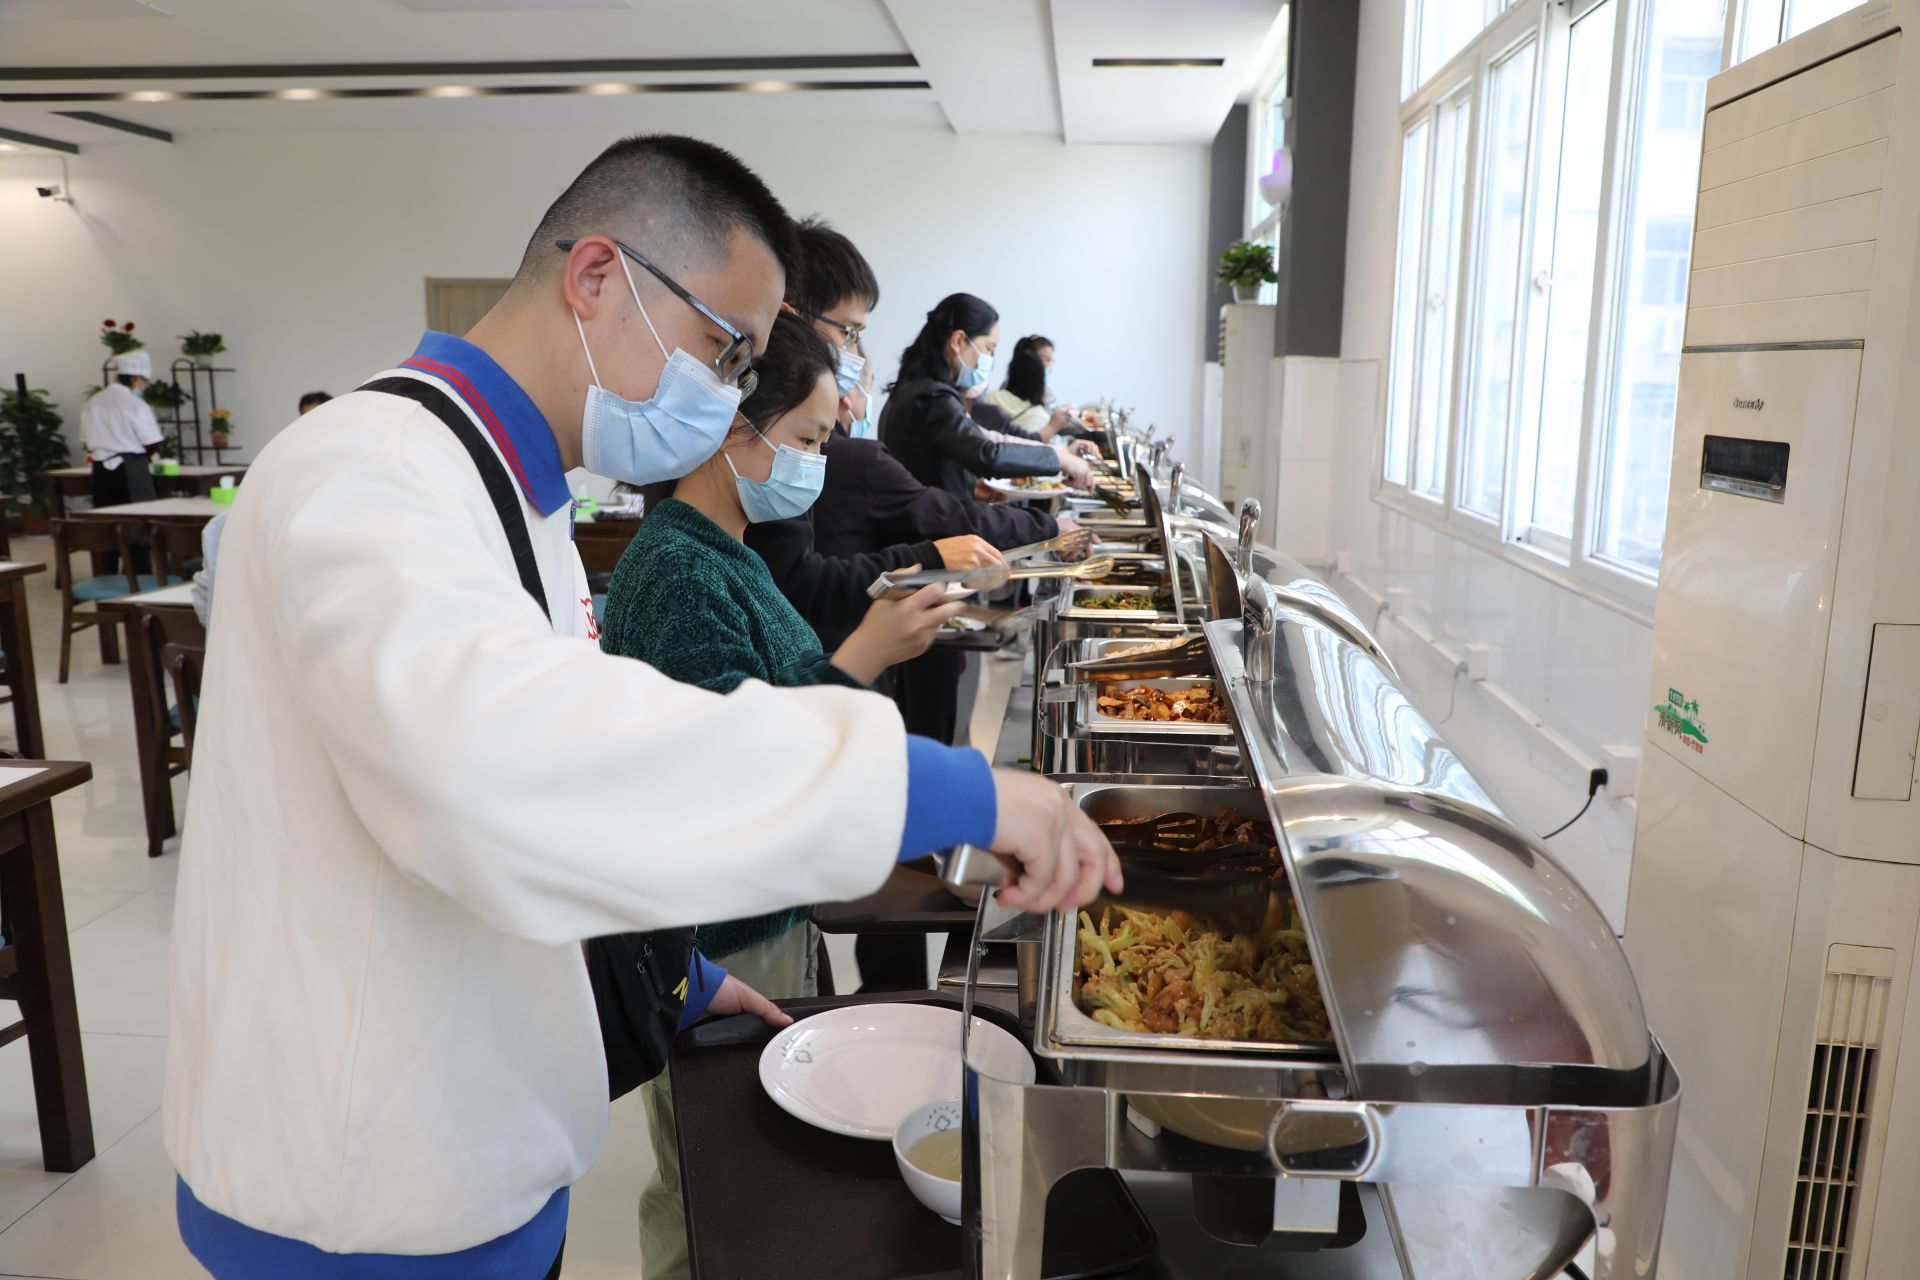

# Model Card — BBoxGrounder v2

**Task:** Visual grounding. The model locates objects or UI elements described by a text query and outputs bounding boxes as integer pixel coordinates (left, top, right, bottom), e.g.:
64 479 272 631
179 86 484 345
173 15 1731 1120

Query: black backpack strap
358 375 551 623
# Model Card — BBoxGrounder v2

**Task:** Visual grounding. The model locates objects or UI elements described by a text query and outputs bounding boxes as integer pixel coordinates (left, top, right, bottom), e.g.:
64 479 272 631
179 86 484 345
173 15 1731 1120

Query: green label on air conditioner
1653 688 1708 755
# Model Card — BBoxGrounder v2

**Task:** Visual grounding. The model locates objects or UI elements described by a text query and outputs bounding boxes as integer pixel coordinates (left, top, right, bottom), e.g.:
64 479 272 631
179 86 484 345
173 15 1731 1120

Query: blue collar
403 332 571 517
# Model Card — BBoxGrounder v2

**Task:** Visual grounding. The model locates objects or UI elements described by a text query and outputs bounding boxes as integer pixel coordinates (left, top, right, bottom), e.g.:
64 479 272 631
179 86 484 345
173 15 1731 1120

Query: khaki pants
638 923 820 1280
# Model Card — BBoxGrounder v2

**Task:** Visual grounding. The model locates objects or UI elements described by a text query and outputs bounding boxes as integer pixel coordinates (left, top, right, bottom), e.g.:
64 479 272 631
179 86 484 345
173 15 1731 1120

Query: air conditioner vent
1785 967 1890 1280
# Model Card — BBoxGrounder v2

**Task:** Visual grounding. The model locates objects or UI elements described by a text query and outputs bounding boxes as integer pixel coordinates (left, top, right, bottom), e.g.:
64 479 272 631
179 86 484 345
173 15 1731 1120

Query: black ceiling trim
3 80 933 104
0 54 918 82
1091 57 1227 68
54 110 173 142
0 125 78 154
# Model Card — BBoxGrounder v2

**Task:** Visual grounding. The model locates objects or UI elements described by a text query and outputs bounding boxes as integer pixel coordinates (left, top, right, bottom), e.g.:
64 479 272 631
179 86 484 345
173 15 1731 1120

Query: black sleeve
925 394 1060 479
858 441 1057 550
744 516 940 647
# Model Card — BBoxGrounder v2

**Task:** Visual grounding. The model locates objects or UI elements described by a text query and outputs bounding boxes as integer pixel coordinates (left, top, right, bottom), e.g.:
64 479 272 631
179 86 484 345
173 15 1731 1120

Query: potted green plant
0 381 75 534
1216 241 1278 303
180 329 226 366
209 407 234 450
99 318 142 355
143 380 190 460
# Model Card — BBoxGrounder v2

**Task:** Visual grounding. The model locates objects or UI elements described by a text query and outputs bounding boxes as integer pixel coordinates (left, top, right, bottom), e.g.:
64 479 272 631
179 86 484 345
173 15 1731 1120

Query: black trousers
89 455 156 575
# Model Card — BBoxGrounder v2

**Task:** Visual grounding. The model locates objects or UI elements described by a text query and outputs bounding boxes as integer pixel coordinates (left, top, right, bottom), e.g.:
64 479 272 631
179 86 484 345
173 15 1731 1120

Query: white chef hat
108 351 152 379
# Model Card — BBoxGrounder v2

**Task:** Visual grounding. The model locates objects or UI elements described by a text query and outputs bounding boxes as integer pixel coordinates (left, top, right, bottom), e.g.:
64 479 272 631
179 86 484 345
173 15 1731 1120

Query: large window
1378 0 1728 602
1599 0 1727 572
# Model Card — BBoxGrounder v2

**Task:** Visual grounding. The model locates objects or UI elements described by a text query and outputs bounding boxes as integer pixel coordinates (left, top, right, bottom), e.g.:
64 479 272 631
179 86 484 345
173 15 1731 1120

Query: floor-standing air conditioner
1624 6 1920 1279
1215 302 1276 512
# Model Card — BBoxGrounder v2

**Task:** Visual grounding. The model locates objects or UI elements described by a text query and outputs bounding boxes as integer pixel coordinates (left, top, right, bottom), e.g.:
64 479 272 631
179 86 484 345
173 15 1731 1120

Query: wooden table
0 562 46 758
38 465 244 520
71 496 221 523
100 583 198 857
0 760 97 1172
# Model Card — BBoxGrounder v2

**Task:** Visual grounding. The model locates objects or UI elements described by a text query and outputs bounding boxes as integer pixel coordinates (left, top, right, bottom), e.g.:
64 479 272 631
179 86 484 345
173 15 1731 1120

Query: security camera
35 185 61 199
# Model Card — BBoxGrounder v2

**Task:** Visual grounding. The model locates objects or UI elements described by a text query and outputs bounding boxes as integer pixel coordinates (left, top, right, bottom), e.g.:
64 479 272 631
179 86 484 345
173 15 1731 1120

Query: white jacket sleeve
262 437 906 945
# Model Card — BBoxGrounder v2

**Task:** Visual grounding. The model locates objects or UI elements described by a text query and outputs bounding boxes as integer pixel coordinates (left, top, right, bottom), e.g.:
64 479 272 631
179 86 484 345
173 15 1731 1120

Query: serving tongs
957 603 1037 635
1099 844 1279 935
868 557 1116 597
1008 556 1114 583
1068 632 1212 681
1003 527 1094 563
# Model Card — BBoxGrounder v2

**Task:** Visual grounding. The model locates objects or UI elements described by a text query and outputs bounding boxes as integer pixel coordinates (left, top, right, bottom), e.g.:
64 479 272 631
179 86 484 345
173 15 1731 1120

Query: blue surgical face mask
834 346 866 396
956 339 992 390
727 427 826 522
849 384 877 439
574 252 744 487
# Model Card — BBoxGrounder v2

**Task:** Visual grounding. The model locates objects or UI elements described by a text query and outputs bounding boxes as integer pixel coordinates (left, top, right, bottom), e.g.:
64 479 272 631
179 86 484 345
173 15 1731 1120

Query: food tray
672 992 1158 1280
1076 677 1234 738
1057 584 1177 622
1039 783 1338 1060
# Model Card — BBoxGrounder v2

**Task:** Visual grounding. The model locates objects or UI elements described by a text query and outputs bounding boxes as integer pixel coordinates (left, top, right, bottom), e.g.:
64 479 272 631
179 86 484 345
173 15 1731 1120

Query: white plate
942 614 989 632
985 476 1071 500
758 1004 1035 1140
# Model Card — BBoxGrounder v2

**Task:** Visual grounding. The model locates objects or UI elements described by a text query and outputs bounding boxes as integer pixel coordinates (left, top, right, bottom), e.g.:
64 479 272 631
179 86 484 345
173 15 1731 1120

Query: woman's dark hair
895 292 998 386
1011 335 1054 364
1004 348 1047 406
737 311 838 435
299 390 332 411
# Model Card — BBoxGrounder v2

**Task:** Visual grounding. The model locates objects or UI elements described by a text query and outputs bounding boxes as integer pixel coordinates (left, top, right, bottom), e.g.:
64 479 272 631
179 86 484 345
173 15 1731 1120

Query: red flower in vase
123 322 135 332
103 318 116 327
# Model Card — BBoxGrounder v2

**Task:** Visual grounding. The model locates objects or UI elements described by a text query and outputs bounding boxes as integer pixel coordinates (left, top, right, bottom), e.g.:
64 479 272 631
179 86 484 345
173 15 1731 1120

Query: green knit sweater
599 497 866 960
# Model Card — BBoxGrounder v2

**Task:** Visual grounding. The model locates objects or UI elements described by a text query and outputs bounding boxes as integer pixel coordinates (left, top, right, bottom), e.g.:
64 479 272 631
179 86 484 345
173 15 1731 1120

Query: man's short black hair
516 134 798 285
787 216 879 316
298 390 332 411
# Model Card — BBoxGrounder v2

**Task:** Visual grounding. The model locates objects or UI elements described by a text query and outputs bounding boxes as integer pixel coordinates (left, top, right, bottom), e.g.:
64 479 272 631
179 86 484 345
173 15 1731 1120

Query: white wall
0 119 1208 468
1305 0 1652 928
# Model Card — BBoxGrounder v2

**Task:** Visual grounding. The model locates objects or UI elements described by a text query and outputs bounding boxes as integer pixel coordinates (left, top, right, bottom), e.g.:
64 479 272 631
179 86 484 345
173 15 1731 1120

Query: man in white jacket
164 134 1117 1279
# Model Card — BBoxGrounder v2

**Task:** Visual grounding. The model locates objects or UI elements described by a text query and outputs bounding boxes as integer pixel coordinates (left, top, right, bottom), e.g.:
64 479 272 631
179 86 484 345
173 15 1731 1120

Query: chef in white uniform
80 349 164 510
164 133 1119 1280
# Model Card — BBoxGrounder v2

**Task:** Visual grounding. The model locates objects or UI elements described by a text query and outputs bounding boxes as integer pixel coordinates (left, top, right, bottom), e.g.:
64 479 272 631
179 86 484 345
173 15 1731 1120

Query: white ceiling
0 0 1285 153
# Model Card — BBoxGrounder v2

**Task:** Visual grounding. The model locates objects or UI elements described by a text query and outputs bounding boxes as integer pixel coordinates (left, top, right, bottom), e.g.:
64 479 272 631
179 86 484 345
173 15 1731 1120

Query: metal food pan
1039 783 1337 1060
1078 677 1233 738
1057 583 1177 622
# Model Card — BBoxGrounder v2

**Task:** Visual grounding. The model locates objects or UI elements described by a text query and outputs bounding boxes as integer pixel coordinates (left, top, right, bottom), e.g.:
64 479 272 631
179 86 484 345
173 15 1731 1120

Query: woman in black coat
878 293 1064 498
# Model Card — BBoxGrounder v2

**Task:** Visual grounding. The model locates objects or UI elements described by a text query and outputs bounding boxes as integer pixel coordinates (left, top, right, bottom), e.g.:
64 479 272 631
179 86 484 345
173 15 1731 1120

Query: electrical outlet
1602 745 1640 800
1465 643 1497 682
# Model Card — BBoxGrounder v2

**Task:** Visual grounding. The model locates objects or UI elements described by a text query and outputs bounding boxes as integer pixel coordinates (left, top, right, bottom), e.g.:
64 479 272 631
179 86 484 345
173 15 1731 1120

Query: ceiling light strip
0 125 77 154
52 110 173 142
1 80 932 104
1089 57 1227 68
0 54 919 82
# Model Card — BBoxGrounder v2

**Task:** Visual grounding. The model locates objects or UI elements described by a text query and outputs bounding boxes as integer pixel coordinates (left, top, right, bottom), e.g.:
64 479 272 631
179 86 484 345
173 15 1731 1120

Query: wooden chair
49 518 155 683
145 516 208 586
130 607 204 857
160 641 205 760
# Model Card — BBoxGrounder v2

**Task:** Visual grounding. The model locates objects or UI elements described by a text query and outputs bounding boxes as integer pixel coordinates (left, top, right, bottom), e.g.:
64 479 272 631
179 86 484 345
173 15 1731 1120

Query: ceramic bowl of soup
892 1097 964 1224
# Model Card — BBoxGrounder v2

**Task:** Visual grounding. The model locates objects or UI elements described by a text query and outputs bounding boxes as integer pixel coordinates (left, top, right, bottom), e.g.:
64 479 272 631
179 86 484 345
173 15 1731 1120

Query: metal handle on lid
1245 577 1277 683
1236 498 1261 579
1169 461 1185 514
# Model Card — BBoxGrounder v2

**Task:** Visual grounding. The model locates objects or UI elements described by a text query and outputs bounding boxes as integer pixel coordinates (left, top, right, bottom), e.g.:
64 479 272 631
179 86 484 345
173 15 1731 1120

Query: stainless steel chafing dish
951 468 1680 1279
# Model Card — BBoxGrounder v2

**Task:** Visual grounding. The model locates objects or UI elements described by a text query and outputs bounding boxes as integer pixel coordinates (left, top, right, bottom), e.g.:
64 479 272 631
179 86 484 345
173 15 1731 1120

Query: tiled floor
0 539 1022 1279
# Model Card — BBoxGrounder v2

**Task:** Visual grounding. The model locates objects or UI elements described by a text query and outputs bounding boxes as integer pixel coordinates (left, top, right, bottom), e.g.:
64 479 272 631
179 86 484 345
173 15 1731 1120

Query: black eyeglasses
792 305 865 349
557 237 757 397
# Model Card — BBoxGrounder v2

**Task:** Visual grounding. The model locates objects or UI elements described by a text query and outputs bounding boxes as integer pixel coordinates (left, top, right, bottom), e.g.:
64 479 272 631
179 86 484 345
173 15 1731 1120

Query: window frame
1372 0 1739 620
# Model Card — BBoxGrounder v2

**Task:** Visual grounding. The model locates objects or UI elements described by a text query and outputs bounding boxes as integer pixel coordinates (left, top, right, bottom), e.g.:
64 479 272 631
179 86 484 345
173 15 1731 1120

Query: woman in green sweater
600 312 964 1279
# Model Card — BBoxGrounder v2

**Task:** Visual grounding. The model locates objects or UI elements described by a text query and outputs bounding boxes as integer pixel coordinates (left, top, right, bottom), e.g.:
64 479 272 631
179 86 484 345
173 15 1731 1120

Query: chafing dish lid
1204 610 1653 1097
